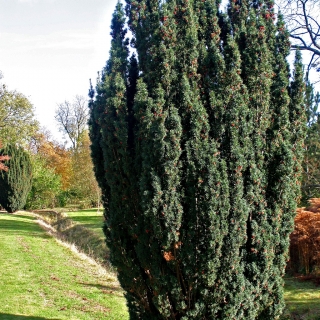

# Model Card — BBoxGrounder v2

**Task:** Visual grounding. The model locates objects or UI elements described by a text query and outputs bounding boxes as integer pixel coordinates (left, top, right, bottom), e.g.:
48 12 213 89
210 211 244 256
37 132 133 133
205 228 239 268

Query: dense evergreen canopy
0 144 32 213
89 0 306 318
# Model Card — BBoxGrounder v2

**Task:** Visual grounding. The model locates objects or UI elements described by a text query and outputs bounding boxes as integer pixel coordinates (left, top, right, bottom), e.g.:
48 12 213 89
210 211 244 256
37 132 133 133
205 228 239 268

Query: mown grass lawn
5 210 320 319
0 212 128 320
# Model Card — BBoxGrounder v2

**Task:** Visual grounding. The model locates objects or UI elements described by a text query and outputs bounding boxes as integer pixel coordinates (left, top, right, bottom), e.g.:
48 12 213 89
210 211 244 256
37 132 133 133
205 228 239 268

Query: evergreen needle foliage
89 0 306 318
0 144 32 213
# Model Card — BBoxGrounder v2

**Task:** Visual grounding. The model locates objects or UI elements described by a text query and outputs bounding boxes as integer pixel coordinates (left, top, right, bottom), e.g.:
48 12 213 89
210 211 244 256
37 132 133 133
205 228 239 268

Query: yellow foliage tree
30 130 72 190
69 131 101 207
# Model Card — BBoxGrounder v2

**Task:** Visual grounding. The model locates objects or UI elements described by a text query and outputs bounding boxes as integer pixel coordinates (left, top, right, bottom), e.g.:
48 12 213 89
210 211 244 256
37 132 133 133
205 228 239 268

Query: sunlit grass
34 208 108 265
65 208 104 239
29 208 320 319
0 212 128 320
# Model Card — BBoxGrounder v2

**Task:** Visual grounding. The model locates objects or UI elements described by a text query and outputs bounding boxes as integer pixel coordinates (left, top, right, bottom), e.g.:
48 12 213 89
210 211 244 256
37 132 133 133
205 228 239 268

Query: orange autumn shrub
304 198 320 213
289 198 320 274
0 141 10 172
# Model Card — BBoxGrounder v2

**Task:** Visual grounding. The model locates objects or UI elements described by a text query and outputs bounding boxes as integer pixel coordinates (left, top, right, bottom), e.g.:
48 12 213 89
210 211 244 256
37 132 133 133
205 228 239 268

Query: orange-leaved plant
0 141 10 171
289 198 320 275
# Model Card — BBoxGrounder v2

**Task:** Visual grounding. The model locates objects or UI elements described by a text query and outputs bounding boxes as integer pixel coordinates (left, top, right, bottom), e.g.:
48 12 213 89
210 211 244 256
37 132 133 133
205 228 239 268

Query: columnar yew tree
89 0 306 318
0 144 32 213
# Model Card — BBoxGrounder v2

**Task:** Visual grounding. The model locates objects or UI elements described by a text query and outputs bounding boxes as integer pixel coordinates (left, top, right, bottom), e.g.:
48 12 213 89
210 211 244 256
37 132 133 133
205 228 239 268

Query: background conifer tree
0 144 32 213
301 80 320 202
89 0 306 318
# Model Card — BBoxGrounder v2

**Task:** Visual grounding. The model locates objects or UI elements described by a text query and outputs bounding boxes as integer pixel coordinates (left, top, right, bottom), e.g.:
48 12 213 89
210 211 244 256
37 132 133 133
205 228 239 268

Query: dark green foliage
89 0 306 318
0 144 32 213
301 81 320 202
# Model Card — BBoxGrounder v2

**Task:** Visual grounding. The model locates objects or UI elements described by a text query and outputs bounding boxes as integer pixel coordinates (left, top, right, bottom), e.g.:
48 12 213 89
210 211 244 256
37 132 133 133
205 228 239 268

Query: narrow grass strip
63 208 105 239
33 210 110 268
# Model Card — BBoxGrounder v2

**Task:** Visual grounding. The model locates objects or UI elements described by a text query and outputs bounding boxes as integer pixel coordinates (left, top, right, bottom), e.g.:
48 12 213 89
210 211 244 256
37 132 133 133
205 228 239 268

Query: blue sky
0 0 119 141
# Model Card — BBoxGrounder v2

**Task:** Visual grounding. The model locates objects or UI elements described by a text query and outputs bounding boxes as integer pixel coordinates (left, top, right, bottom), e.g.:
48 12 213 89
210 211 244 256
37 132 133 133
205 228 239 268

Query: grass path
64 209 104 239
0 212 128 320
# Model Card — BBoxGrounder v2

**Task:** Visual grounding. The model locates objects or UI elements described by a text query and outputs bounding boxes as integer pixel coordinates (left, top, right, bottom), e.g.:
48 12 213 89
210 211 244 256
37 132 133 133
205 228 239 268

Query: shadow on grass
0 214 50 239
285 308 320 320
79 282 123 293
0 314 60 320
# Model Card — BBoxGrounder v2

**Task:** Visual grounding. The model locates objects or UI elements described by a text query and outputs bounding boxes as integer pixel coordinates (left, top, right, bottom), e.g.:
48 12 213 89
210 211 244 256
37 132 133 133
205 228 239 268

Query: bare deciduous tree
55 95 89 150
279 0 320 81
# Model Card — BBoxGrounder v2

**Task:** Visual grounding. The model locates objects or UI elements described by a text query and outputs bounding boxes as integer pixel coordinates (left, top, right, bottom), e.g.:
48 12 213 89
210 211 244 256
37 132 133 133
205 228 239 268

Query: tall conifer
89 0 306 318
0 144 32 213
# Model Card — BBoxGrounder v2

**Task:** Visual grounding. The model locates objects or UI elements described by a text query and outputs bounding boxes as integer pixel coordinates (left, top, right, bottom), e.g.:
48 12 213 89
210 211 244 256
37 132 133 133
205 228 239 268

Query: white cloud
18 0 55 3
0 31 93 53
18 0 38 3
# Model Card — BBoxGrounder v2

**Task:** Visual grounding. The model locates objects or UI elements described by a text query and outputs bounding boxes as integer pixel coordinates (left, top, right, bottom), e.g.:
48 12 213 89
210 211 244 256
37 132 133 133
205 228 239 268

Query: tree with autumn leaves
289 198 320 275
52 95 101 207
0 70 98 210
89 0 306 318
26 128 100 209
0 141 9 172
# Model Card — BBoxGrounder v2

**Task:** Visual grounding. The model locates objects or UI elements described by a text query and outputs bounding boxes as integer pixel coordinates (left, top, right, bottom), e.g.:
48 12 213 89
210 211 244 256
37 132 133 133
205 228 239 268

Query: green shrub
26 155 62 210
